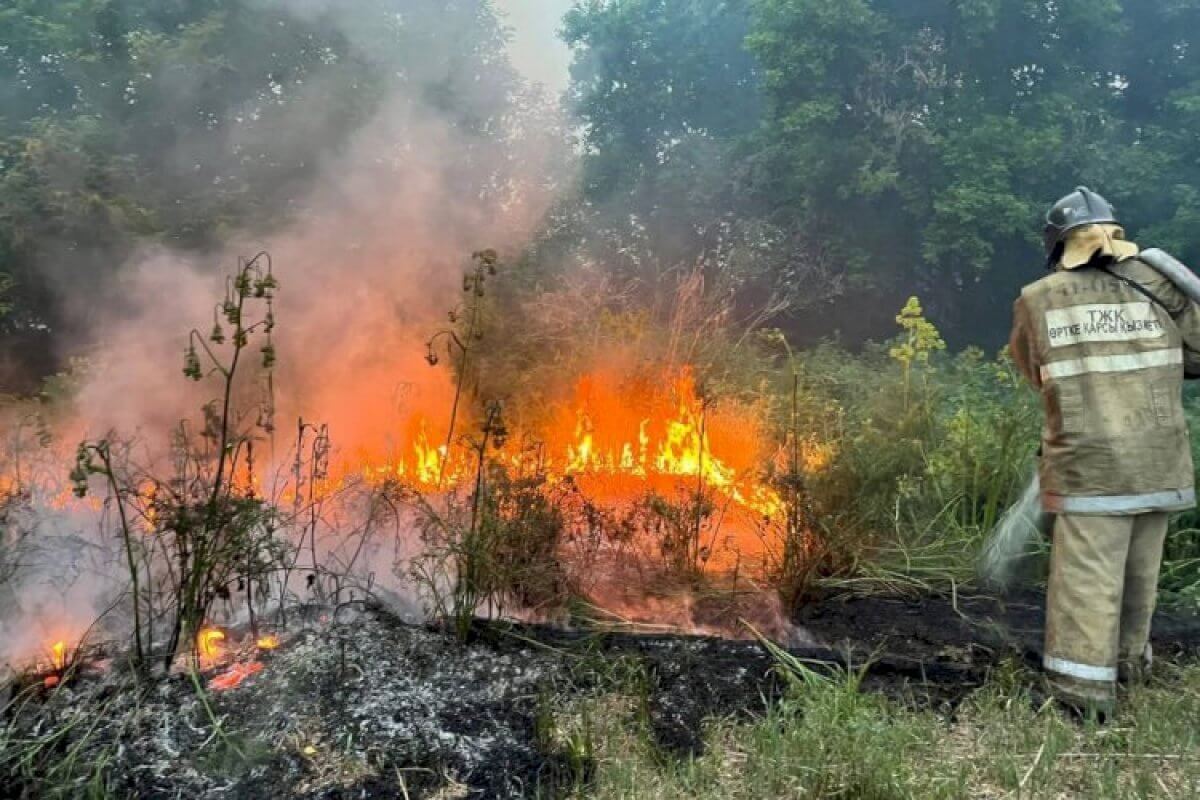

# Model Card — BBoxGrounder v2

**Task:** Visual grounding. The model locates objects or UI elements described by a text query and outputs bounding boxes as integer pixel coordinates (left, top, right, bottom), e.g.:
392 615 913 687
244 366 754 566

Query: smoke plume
0 0 575 669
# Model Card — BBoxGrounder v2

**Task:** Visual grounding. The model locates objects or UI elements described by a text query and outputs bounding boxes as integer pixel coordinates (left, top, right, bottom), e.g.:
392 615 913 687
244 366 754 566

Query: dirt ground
5 592 1200 799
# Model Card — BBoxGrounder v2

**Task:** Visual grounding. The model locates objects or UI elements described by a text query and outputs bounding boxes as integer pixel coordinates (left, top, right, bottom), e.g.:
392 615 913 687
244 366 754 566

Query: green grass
549 659 1200 799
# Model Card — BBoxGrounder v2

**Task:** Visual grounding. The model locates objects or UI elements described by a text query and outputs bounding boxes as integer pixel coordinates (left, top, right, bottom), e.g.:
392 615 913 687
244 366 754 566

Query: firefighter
1009 187 1200 716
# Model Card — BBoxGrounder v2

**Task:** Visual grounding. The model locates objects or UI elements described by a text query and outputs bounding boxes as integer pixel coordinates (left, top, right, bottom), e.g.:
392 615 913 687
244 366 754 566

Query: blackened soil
796 589 1200 672
498 589 1200 757
7 594 1199 800
485 624 789 756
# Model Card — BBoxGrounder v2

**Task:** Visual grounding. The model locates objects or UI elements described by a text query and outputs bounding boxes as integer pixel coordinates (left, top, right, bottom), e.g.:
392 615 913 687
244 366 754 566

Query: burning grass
0 250 834 678
6 269 1200 678
357 364 789 569
5 248 1200 798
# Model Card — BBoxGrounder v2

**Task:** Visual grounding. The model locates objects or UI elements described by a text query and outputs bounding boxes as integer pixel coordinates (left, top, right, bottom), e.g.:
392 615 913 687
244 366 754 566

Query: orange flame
8 364 822 592
389 368 780 501
197 628 226 661
256 634 280 650
200 366 800 555
345 366 795 568
49 641 67 671
546 369 776 505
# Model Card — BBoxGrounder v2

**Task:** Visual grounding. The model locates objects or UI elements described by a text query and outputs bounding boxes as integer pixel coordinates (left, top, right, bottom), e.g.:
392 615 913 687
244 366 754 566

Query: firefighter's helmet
1043 186 1119 258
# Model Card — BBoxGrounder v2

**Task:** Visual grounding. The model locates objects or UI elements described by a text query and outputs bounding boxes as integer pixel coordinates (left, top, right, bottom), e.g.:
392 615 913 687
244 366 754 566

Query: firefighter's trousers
1044 512 1168 706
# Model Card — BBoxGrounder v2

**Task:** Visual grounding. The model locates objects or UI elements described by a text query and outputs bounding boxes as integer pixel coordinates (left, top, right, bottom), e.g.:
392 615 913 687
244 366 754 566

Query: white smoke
0 0 577 669
494 0 575 91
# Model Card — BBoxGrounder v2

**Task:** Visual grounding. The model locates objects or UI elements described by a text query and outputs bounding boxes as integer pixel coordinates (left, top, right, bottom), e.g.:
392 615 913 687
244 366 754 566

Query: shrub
70 254 288 670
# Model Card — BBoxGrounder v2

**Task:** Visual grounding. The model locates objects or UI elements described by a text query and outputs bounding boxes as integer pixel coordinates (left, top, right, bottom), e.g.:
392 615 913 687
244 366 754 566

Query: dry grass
553 658 1200 799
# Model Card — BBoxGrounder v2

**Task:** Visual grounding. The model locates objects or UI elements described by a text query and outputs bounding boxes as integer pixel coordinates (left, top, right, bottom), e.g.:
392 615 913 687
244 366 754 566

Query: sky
494 0 575 92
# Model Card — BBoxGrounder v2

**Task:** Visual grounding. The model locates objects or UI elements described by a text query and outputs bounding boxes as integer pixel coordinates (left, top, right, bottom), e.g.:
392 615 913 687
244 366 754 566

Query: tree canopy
563 0 1200 346
7 0 1200 384
0 0 520 384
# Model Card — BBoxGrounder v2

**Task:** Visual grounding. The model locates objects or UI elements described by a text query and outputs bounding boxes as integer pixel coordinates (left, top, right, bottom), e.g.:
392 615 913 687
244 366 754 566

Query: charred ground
4 592 1199 800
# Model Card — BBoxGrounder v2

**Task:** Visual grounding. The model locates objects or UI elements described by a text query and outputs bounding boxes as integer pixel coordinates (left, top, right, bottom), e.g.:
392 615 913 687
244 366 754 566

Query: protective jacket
1010 252 1200 514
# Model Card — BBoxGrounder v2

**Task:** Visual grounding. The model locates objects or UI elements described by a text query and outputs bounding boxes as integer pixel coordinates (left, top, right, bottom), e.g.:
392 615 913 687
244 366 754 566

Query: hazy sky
494 0 575 92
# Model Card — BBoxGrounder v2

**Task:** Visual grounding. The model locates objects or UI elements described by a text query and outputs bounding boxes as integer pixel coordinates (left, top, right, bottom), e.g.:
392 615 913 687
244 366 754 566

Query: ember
207 661 264 691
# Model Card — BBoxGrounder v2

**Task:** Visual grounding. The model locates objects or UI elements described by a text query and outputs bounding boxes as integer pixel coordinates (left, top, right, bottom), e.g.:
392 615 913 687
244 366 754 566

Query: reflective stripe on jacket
1010 254 1200 515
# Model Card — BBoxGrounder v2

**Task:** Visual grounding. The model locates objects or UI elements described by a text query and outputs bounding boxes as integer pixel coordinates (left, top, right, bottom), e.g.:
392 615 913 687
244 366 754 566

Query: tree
554 1 838 337
564 0 762 199
0 0 523 387
563 0 1200 347
745 0 1134 343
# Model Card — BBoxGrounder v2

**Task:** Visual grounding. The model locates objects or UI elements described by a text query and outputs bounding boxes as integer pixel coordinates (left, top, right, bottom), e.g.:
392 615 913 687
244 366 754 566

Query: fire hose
979 249 1200 588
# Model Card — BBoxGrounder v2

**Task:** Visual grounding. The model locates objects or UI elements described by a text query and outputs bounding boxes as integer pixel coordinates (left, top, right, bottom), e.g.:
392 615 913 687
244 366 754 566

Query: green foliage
549 0 831 334
573 658 1200 799
889 297 945 371
889 296 946 410
1160 398 1200 606
0 0 522 380
0 2 354 325
768 298 1038 589
563 0 761 198
563 0 1200 346
744 0 1134 334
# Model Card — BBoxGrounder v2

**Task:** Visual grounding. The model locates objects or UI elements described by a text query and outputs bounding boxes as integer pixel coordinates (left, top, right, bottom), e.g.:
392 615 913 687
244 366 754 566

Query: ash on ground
3 594 1199 799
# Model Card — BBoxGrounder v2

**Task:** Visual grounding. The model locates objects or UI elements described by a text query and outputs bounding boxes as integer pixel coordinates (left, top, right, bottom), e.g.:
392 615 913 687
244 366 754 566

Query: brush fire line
328 366 802 569
365 368 786 519
10 365 814 584
3 364 818 695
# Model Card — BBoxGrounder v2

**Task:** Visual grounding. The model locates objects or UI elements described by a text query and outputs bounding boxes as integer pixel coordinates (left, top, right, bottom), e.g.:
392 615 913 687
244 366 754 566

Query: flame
409 421 447 486
256 634 280 650
49 640 67 671
355 366 794 568
547 369 775 507
398 369 778 497
3 361 824 639
197 627 226 661
24 364 799 550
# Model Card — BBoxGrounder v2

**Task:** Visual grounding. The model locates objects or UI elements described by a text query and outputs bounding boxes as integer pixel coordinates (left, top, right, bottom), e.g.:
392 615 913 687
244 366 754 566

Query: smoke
0 0 576 668
494 0 576 91
0 1 799 670
68 0 575 449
